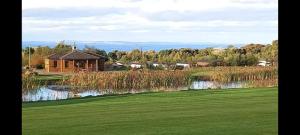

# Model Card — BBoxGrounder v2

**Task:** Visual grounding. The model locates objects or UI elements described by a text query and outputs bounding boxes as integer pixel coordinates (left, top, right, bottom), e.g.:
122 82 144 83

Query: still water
22 80 274 102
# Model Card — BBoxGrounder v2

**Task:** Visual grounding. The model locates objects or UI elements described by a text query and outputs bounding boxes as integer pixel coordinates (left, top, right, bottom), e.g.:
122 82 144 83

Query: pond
190 81 246 89
22 80 277 102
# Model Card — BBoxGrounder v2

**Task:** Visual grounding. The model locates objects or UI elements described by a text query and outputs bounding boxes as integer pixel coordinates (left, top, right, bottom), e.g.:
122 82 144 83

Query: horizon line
22 40 277 45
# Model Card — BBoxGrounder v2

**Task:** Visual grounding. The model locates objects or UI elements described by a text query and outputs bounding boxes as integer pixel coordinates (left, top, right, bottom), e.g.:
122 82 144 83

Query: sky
22 0 278 44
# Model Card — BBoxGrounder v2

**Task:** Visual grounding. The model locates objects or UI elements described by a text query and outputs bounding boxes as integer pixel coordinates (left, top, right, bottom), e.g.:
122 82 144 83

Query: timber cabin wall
84 60 105 71
98 59 105 71
47 59 76 72
44 59 50 72
46 59 77 72
46 59 63 72
62 60 76 72
46 59 105 72
86 60 96 71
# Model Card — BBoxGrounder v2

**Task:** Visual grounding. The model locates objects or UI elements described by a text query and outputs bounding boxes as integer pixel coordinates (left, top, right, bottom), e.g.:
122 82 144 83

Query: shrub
35 64 44 69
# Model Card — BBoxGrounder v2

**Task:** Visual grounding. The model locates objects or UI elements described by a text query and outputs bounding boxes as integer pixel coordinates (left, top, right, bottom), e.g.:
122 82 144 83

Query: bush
175 66 184 70
154 65 165 70
113 66 129 71
24 70 38 77
35 64 44 69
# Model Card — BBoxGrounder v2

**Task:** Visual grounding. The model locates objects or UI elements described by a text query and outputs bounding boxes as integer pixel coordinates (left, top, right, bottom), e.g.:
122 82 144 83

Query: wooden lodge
45 49 106 72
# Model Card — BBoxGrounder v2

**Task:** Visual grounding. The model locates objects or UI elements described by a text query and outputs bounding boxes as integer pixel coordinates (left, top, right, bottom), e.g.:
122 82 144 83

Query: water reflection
190 81 246 89
22 80 276 102
22 88 102 102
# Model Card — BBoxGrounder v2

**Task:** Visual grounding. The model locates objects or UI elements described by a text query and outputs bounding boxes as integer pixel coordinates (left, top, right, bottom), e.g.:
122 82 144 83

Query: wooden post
61 59 63 72
63 60 65 72
73 60 75 72
28 45 31 69
46 59 50 72
96 59 98 72
86 60 89 71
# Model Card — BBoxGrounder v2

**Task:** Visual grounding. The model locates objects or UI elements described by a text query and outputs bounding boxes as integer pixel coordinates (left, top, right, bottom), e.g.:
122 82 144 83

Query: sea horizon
22 40 250 52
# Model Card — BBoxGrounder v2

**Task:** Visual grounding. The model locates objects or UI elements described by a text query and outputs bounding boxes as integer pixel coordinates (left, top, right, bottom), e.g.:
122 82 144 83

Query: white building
115 62 124 66
257 60 271 66
176 63 190 68
112 62 124 68
130 63 142 69
153 63 160 67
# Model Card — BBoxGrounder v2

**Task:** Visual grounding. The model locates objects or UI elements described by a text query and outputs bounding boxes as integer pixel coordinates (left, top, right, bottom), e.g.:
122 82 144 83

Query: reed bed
22 66 277 94
244 79 278 88
22 75 44 92
190 66 277 82
66 70 192 91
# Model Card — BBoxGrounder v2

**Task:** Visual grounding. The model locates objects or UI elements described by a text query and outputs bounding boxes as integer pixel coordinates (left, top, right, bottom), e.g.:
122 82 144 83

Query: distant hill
22 41 243 52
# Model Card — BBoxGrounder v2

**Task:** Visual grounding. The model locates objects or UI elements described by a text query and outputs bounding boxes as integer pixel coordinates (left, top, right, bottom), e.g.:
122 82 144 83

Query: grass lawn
34 74 68 81
22 87 278 135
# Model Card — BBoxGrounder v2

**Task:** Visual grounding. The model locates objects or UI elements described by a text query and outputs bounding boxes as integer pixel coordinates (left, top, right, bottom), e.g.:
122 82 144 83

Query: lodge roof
47 50 106 60
48 53 65 59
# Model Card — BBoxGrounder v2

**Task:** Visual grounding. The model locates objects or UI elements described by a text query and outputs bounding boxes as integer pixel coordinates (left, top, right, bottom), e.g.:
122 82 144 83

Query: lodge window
65 61 69 68
76 61 85 68
53 61 57 67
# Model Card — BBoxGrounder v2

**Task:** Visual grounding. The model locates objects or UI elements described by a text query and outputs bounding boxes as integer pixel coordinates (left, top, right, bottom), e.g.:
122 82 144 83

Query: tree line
22 40 278 68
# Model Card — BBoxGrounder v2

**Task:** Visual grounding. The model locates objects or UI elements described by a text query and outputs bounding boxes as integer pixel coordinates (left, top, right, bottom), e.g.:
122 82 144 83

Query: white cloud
23 14 277 32
23 0 278 11
23 0 132 9
22 0 278 42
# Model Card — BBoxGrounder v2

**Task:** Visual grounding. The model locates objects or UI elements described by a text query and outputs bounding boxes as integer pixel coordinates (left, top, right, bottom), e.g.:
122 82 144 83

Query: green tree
53 41 72 54
129 49 142 61
84 45 108 60
245 54 258 66
22 47 35 55
108 50 118 61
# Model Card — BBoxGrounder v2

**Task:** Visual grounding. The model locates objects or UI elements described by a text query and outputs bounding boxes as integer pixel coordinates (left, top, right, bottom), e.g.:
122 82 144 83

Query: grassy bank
34 74 66 81
23 87 278 135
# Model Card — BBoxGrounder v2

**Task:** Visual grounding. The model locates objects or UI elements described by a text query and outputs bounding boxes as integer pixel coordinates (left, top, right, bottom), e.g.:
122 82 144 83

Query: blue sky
22 0 278 44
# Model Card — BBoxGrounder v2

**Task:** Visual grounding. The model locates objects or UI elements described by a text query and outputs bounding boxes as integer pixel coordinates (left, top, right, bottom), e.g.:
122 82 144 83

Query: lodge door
75 60 86 71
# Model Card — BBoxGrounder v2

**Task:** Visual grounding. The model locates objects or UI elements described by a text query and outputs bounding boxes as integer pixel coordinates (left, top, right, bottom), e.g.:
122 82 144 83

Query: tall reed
67 70 192 90
22 75 44 92
245 79 278 88
190 66 277 82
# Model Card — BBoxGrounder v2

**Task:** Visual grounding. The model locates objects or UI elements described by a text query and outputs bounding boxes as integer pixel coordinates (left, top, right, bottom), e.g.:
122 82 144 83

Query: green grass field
22 87 278 135
34 74 66 81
